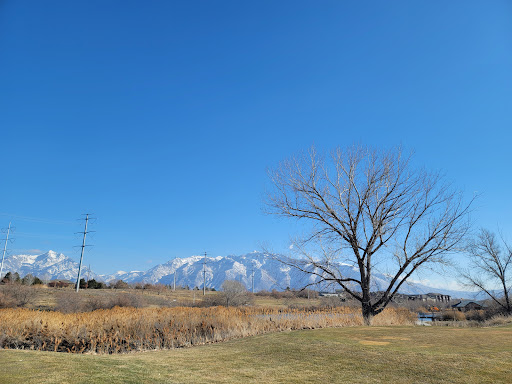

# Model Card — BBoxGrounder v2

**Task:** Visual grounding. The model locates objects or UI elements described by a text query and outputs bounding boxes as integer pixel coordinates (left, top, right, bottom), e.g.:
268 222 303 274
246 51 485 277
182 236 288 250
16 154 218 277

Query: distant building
318 291 346 301
451 300 487 312
389 292 451 303
406 293 451 302
319 290 452 303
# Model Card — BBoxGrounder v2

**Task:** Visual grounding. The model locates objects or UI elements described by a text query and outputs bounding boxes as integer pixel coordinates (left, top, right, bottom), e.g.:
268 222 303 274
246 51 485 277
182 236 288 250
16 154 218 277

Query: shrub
48 281 73 288
55 291 146 313
254 290 270 297
112 280 129 289
441 310 466 321
0 284 34 307
76 278 87 290
295 289 319 299
484 314 512 327
109 293 145 308
270 289 294 299
55 292 86 313
465 310 486 322
86 279 106 289
0 292 17 308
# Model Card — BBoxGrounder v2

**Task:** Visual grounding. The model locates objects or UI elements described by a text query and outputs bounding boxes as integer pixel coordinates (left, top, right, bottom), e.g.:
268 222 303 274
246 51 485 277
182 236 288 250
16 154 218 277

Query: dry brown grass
22 286 337 310
25 286 218 310
0 306 415 354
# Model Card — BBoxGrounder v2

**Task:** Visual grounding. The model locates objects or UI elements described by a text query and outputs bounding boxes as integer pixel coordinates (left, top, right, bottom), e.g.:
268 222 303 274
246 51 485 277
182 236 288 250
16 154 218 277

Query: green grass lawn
1 325 511 384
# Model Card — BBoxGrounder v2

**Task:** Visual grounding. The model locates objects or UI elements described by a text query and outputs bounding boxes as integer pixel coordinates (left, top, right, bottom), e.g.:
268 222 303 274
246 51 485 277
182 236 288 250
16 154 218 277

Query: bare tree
460 229 511 314
220 280 252 307
21 273 35 286
42 273 51 286
265 145 472 324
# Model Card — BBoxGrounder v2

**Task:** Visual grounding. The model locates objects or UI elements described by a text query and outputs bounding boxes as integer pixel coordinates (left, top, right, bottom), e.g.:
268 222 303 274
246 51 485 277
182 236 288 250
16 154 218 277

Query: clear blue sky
0 1 510 278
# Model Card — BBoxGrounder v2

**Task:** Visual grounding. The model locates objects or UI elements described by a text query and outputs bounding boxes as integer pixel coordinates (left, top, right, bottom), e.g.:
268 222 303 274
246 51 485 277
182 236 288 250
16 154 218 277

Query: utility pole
251 267 255 293
86 264 91 289
0 222 12 280
75 214 93 293
202 252 207 296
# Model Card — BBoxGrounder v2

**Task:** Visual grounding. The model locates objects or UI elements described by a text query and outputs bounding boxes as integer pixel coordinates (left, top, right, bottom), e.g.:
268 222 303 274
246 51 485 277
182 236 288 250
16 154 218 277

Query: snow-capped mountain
2 250 476 298
99 252 474 297
101 252 294 291
1 250 97 281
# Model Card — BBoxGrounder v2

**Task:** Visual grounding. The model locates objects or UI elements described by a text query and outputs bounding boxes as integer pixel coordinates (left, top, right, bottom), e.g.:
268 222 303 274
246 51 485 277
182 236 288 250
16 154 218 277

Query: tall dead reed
0 306 414 354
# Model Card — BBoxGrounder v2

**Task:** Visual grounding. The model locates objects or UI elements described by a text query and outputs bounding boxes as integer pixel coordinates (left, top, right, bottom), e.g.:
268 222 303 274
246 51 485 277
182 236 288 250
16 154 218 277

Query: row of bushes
433 313 512 328
55 291 147 313
255 288 319 299
1 272 43 286
0 271 178 291
0 306 416 354
0 285 184 311
438 309 493 322
68 278 171 291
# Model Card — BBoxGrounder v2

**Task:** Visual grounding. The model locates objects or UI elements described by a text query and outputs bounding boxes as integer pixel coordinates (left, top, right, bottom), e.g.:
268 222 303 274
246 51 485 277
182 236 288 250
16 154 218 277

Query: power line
0 212 75 225
14 232 75 240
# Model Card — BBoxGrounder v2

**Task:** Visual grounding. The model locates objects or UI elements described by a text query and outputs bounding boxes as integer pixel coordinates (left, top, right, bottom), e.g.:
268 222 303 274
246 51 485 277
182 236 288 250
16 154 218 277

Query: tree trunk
361 300 374 326
362 305 374 325
360 281 375 325
504 291 511 315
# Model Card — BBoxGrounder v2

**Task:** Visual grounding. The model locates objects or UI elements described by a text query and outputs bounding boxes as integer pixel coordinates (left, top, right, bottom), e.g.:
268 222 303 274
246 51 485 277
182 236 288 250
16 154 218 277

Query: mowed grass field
1 324 511 384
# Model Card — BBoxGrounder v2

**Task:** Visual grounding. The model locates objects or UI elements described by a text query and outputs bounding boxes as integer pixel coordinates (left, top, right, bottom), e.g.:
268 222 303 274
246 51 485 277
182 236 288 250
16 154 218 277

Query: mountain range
1 250 478 298
1 250 97 282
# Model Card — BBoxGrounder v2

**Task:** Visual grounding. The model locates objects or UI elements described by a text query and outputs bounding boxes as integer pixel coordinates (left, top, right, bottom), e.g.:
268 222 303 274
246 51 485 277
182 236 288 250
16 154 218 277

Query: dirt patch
359 340 390 346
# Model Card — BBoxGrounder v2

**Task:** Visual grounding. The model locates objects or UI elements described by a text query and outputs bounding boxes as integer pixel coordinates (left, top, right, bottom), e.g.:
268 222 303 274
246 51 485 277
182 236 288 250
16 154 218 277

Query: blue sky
0 1 511 280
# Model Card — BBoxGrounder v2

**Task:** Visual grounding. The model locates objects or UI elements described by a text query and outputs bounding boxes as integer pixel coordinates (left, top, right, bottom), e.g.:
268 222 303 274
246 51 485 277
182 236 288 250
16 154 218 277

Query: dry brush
0 306 415 354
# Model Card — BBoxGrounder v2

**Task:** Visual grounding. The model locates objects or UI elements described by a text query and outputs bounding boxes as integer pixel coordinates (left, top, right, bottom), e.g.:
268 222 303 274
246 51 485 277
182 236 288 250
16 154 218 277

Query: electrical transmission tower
251 267 255 293
202 252 208 296
75 214 94 293
0 222 14 280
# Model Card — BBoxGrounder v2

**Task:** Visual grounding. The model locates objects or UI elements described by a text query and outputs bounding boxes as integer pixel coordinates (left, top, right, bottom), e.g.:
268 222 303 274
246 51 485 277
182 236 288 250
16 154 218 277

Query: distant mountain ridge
3 250 478 298
1 250 97 282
